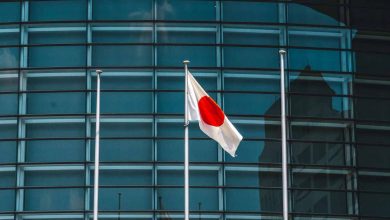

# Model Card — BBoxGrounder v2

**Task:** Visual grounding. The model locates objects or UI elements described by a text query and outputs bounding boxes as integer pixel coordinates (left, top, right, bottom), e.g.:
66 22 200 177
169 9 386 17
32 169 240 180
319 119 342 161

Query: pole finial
279 49 286 55
96 69 103 75
183 60 190 65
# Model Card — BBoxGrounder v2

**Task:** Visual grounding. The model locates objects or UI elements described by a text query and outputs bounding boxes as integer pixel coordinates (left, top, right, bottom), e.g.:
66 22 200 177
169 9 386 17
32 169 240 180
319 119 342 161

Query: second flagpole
279 50 288 220
93 69 102 220
183 60 190 220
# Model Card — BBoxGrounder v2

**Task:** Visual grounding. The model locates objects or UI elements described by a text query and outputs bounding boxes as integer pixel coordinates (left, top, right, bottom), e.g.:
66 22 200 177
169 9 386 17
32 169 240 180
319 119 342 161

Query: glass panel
356 126 390 145
293 173 346 190
0 47 19 68
223 1 278 23
91 122 152 138
157 0 216 21
226 188 282 212
291 142 345 166
356 97 390 122
0 2 20 23
359 174 390 192
357 145 390 169
359 193 390 218
29 0 87 21
351 7 390 30
227 140 281 164
291 124 348 142
27 92 85 114
94 169 152 186
95 139 153 162
158 170 218 186
287 3 342 26
0 94 18 115
93 0 152 20
92 188 152 211
293 190 348 214
26 140 85 163
92 45 152 67
0 190 14 211
224 47 279 69
26 122 85 138
24 188 84 211
0 141 16 163
224 93 280 116
226 170 281 187
0 75 18 91
0 123 17 139
224 74 280 93
0 171 15 187
29 29 85 44
25 170 84 186
354 51 390 76
289 49 342 72
0 31 19 46
92 25 152 43
28 46 86 67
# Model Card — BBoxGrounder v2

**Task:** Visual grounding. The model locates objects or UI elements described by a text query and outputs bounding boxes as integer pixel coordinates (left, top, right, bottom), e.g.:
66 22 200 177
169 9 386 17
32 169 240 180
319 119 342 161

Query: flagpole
93 69 102 220
183 60 190 220
279 50 288 220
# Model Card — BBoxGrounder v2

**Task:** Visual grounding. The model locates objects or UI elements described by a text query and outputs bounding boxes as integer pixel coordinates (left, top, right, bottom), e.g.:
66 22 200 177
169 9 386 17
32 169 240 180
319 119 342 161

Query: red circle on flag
198 96 225 127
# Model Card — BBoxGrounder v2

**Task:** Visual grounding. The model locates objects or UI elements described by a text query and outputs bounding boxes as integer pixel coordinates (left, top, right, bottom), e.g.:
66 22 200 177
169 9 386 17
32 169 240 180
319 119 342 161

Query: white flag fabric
187 71 243 157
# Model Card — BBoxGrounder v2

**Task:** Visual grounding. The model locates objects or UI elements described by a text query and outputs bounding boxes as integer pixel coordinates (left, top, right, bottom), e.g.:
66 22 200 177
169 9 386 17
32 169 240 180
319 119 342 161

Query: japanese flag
187 72 243 157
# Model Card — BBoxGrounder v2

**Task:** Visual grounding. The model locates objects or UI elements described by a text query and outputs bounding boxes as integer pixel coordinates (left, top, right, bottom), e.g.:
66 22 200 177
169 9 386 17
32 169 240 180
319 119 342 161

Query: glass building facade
0 0 389 219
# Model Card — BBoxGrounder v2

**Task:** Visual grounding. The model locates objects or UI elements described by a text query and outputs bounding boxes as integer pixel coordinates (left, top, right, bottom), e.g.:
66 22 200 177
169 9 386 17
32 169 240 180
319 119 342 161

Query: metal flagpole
279 50 288 220
93 69 103 220
183 60 190 220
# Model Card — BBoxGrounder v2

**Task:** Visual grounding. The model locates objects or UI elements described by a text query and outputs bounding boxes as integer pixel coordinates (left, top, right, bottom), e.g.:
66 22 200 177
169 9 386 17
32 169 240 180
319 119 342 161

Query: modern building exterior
0 0 389 219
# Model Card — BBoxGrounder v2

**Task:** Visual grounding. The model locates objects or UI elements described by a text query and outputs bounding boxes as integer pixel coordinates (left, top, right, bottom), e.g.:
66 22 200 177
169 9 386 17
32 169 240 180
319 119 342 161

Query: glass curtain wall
0 0 389 220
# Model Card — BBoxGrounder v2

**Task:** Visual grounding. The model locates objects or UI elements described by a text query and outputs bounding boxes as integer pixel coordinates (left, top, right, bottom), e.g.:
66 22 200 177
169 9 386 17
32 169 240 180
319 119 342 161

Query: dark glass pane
359 193 390 218
226 171 281 187
92 27 152 43
0 123 17 139
0 76 18 91
293 190 347 214
357 145 390 169
291 125 347 142
93 0 152 20
293 173 346 190
355 81 390 98
29 30 85 44
291 142 345 166
356 127 390 145
351 7 390 30
354 51 390 76
227 140 281 164
0 171 15 187
0 47 19 68
224 47 279 69
157 46 216 67
356 97 390 122
158 170 218 186
226 188 282 212
289 49 342 72
359 175 390 192
29 0 87 21
0 31 19 46
288 3 342 26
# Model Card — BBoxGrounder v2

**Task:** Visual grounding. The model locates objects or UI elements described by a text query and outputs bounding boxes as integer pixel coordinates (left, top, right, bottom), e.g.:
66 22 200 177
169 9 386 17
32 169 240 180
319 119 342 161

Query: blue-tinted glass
158 46 216 67
25 188 84 211
26 140 85 163
29 30 85 44
288 3 341 26
0 94 17 115
95 169 152 185
0 171 15 187
92 75 153 90
157 188 183 210
94 139 153 162
0 190 14 211
26 123 84 138
0 76 18 91
289 31 342 49
224 29 279 46
293 190 347 214
226 188 282 212
157 139 218 162
25 170 84 186
28 46 86 67
289 49 342 72
226 140 281 163
158 28 216 44
157 122 209 138
224 47 279 68
189 188 218 210
93 28 152 43
224 93 280 116
92 45 152 67
94 188 152 211
158 170 218 186
93 0 152 20
157 0 216 21
0 141 16 163
28 76 85 91
29 0 87 21
92 122 152 138
91 92 152 114
158 74 216 90
0 47 19 68
0 31 19 46
0 2 20 23
0 124 17 139
27 92 86 114
224 75 279 92
223 1 278 23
